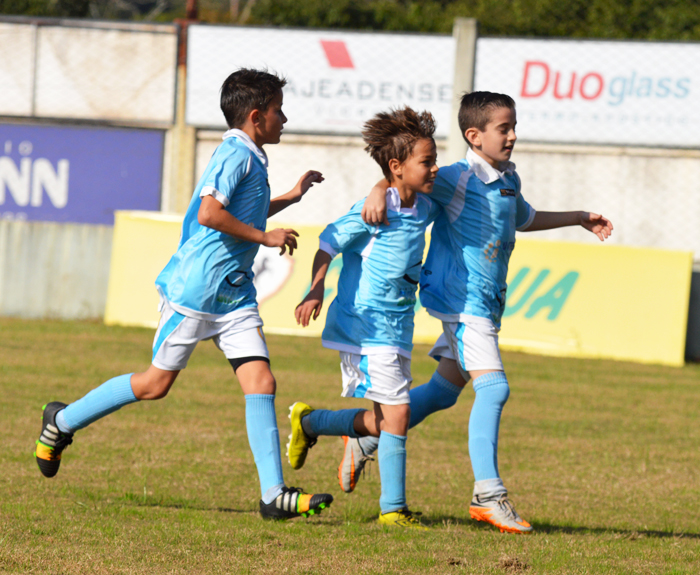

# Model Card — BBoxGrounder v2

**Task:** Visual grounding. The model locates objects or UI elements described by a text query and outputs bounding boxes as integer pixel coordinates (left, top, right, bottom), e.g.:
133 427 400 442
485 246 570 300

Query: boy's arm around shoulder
523 210 614 241
360 165 457 225
268 170 324 217
198 195 300 254
361 178 390 225
295 249 333 327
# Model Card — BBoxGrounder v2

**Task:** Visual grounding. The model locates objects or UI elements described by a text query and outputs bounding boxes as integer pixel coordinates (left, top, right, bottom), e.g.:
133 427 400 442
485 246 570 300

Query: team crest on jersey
500 188 516 197
484 240 501 262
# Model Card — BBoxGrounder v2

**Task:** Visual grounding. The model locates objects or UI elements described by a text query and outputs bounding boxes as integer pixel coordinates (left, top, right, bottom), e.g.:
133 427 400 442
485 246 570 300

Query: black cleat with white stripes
35 402 73 478
260 486 333 520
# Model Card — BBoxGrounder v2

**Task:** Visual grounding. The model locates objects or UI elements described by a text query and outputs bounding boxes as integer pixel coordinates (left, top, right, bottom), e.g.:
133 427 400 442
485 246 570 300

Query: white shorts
152 300 269 371
339 352 412 406
428 319 504 378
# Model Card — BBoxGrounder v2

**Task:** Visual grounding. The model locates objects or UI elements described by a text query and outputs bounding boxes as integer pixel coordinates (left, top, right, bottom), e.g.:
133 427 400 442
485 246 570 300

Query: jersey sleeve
428 164 460 207
319 202 374 258
514 172 536 230
199 147 252 207
418 194 443 225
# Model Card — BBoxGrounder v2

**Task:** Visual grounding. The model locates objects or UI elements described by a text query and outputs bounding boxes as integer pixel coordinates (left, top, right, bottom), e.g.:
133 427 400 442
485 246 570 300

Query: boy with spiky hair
352 91 613 534
34 68 333 521
288 107 440 529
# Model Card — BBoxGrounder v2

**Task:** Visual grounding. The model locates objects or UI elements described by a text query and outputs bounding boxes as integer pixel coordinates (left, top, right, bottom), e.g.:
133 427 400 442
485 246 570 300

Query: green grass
1 317 699 574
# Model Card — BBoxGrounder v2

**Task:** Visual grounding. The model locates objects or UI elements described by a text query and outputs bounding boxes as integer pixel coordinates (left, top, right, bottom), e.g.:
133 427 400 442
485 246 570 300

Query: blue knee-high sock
303 408 365 438
468 372 510 482
358 371 462 455
56 373 138 433
245 394 285 504
378 431 407 514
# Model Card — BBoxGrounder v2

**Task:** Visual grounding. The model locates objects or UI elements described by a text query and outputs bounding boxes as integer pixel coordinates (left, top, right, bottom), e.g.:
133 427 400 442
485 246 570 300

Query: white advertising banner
186 25 455 137
0 23 35 116
474 38 700 147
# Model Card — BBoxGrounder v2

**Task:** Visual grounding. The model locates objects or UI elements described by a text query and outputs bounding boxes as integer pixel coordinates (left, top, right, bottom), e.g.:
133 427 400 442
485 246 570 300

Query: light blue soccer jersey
156 130 270 320
321 188 441 358
419 148 536 327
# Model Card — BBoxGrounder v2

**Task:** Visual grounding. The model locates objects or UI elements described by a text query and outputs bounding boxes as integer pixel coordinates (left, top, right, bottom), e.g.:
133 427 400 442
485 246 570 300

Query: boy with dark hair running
35 68 333 520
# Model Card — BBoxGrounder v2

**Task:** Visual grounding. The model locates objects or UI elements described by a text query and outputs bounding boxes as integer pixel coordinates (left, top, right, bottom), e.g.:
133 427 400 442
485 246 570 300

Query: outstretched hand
290 170 324 203
263 228 299 255
580 212 614 241
295 287 324 327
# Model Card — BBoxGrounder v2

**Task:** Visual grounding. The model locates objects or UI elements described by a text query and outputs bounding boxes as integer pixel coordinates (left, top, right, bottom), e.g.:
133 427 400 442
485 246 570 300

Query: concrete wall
0 19 178 123
0 220 112 319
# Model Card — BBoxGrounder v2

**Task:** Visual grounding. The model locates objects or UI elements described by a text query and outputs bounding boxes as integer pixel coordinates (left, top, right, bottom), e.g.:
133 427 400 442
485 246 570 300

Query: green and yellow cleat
35 402 73 478
378 508 428 530
259 486 333 520
286 402 316 470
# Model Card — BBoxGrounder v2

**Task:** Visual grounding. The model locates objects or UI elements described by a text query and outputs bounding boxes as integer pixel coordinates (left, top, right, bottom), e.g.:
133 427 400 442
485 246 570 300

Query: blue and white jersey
420 148 536 328
321 188 441 358
156 129 270 320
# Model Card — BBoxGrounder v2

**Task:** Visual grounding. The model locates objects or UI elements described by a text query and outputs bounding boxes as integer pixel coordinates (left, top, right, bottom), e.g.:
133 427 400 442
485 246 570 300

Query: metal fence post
166 21 197 214
446 18 478 165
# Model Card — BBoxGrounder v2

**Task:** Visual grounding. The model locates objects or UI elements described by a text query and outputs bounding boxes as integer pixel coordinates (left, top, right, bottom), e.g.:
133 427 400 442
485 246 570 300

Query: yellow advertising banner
499 240 692 367
105 212 693 366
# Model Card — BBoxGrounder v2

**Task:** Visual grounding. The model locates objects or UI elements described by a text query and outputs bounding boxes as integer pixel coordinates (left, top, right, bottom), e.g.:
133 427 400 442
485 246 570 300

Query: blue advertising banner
0 123 164 225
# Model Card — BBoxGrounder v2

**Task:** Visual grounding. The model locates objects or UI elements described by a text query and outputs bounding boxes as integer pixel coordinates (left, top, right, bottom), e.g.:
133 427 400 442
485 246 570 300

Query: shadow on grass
532 522 700 540
116 494 250 514
421 515 700 539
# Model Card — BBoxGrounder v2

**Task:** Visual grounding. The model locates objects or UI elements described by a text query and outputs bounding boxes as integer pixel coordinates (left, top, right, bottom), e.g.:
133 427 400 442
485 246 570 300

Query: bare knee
235 360 276 395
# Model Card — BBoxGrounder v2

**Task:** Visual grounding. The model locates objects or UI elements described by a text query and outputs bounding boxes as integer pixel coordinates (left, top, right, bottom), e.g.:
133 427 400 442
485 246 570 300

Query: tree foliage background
1 0 699 41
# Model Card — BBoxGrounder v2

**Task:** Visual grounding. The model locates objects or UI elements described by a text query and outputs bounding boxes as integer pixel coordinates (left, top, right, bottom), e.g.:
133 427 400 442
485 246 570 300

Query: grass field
2 317 699 574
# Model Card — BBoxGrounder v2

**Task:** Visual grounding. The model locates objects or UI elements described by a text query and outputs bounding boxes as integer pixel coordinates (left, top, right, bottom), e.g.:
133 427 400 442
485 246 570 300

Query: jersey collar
222 128 269 168
386 186 418 216
466 148 515 184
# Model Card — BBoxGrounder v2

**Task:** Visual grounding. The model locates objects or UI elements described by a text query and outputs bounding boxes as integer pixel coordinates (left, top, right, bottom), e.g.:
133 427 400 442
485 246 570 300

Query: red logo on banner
320 40 354 69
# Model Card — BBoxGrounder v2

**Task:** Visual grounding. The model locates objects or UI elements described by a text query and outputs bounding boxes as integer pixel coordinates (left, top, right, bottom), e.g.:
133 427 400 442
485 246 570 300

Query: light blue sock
357 371 463 455
245 394 285 504
378 431 407 514
468 372 510 481
57 373 138 433
303 408 365 438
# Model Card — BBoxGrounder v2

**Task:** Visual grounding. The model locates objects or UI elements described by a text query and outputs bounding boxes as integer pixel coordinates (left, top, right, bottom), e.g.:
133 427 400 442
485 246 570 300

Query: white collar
466 148 515 184
223 128 268 168
386 186 418 217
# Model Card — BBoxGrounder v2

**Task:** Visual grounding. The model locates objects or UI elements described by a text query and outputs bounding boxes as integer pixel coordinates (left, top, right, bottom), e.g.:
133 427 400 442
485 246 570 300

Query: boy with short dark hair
350 91 613 533
288 107 440 528
34 68 333 521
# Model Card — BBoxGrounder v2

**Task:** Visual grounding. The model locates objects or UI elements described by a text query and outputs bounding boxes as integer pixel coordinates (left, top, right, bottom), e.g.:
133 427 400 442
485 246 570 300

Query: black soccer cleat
259 486 333 520
35 402 73 478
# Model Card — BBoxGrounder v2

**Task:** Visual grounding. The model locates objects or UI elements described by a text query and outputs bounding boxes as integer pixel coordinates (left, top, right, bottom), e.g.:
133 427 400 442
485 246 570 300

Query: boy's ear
388 158 402 178
249 108 261 126
465 128 481 148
